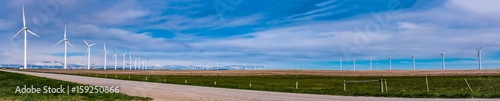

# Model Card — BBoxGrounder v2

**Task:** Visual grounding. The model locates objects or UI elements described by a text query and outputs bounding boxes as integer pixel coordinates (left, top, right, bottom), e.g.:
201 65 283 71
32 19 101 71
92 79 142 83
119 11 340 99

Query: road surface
2 70 496 101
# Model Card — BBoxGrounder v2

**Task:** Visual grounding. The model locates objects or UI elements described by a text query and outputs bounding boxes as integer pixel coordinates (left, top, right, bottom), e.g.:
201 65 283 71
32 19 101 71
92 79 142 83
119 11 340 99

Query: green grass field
0 71 152 101
76 73 500 98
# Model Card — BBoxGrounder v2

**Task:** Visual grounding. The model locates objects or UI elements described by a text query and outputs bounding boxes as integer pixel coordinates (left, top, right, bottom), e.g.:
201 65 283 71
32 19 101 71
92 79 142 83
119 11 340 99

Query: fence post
384 79 388 92
343 80 346 91
426 77 429 93
215 81 217 85
464 78 473 92
250 83 252 88
296 81 298 89
185 80 188 83
146 77 148 81
128 75 130 79
380 79 384 93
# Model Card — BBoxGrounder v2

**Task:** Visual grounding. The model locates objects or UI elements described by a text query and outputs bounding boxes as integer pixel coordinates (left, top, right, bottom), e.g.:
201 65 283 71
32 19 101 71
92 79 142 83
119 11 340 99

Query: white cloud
448 0 500 16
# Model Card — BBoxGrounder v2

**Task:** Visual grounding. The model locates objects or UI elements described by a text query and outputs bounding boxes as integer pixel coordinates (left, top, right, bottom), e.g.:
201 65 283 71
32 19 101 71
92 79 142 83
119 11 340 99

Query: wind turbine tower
477 47 482 70
369 57 372 70
412 53 416 70
353 57 356 71
100 42 110 70
122 51 127 70
112 48 117 70
340 58 342 70
56 25 73 69
389 51 394 70
134 56 137 70
12 5 40 69
83 39 95 70
441 50 445 70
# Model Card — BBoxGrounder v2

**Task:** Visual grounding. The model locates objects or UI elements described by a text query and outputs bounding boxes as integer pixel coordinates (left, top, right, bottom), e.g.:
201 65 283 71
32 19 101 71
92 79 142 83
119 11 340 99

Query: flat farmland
23 69 500 76
17 69 500 98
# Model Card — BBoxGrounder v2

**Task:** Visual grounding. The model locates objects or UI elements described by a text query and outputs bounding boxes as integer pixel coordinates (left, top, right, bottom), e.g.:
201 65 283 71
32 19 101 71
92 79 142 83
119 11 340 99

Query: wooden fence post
343 80 346 91
384 79 388 92
380 79 384 93
296 81 298 89
426 77 429 93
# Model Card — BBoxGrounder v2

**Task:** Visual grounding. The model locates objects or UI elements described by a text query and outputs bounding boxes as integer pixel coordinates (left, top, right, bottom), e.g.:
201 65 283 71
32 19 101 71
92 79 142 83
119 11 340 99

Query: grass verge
74 73 500 98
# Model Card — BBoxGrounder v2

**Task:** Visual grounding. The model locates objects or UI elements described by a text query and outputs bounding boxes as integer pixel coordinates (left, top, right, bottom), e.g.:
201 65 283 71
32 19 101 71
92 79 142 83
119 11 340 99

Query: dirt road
2 70 496 101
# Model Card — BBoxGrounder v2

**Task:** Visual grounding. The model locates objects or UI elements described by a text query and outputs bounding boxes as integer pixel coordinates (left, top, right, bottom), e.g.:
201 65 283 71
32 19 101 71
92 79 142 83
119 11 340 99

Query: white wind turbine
83 39 96 70
100 42 110 70
369 57 372 70
129 53 132 70
55 25 74 69
339 58 342 70
441 49 445 70
138 57 142 70
12 5 40 69
140 58 144 70
353 57 356 71
122 51 127 70
388 51 394 70
138 58 142 70
143 59 148 70
476 47 482 70
412 52 416 70
134 56 137 70
112 48 118 70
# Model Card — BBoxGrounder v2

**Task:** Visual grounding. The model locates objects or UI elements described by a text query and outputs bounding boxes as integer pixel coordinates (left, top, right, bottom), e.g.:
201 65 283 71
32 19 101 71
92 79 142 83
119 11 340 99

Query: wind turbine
138 57 142 70
441 49 445 70
134 56 137 70
100 42 110 70
339 58 342 70
142 58 146 70
83 39 96 70
412 52 416 70
12 4 40 69
369 57 372 70
112 48 118 70
122 51 127 70
476 47 482 70
55 25 74 69
129 53 132 70
353 57 356 71
388 51 394 70
144 59 147 70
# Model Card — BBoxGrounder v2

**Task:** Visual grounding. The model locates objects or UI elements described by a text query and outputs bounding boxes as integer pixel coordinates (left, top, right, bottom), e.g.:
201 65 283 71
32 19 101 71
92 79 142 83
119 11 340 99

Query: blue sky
1 0 500 70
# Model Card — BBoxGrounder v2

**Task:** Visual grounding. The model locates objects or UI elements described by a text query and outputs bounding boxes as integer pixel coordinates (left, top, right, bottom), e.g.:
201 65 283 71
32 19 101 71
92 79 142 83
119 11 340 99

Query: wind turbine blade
66 41 74 47
11 29 24 40
22 5 26 27
99 50 104 56
64 25 67 38
90 43 96 46
27 29 39 37
83 39 89 46
55 39 64 45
